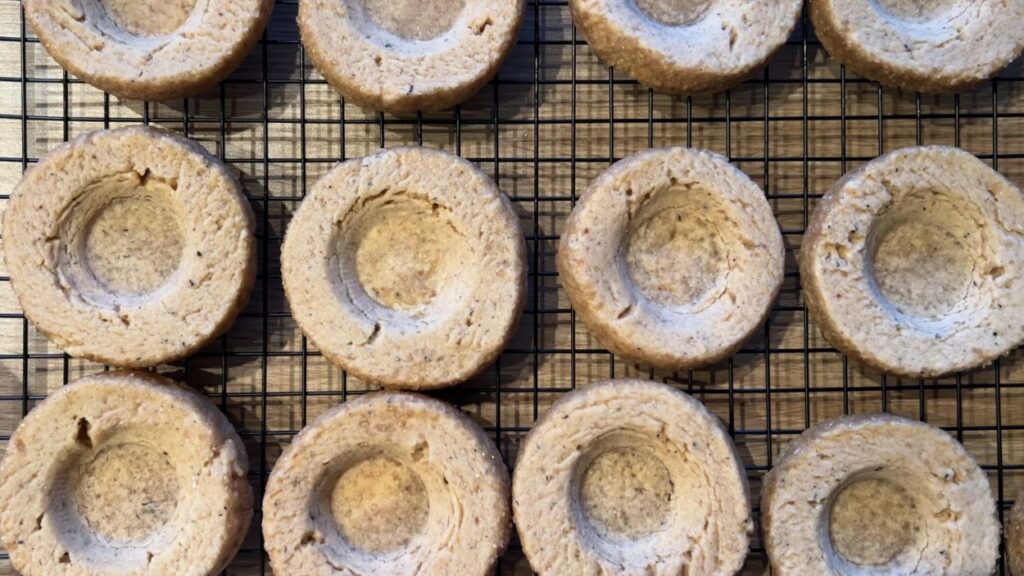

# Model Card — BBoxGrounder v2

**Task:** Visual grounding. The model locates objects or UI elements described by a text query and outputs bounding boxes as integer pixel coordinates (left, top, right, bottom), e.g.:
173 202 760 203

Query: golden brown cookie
3 126 256 368
762 414 999 575
801 146 1024 378
262 392 510 575
281 147 526 390
810 0 1024 92
24 0 273 100
558 148 784 370
299 0 523 113
0 371 252 576
570 0 802 94
513 379 752 575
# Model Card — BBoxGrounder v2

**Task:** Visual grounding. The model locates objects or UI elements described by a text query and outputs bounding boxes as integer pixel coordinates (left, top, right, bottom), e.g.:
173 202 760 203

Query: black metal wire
1 0 1023 574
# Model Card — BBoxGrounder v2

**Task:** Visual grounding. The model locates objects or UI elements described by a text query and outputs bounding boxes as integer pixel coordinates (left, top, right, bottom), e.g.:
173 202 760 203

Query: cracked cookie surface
569 0 801 94
3 126 256 367
762 414 999 575
512 379 752 576
262 391 510 576
557 147 785 370
281 147 526 390
299 0 522 113
800 145 1024 377
810 0 1024 93
23 0 273 100
0 371 252 576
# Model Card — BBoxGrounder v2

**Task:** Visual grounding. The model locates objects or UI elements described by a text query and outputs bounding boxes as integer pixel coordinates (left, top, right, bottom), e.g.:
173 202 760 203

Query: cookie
801 146 1024 378
558 148 784 370
762 414 999 575
810 0 1024 92
512 379 752 575
281 147 526 390
569 0 802 94
0 371 253 576
24 0 273 101
262 391 510 575
3 126 256 368
299 0 523 113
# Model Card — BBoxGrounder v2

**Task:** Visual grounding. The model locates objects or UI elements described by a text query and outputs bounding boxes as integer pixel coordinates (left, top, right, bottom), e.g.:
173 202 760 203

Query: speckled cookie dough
512 379 752 576
801 146 1024 378
569 0 802 94
3 126 256 368
23 0 273 101
810 0 1024 92
557 148 784 370
762 414 999 575
299 0 523 113
0 371 253 576
262 392 511 576
281 147 526 390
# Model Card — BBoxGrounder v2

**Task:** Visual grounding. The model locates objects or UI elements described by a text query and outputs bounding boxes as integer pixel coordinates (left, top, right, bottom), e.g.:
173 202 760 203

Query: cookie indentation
263 393 510 574
625 186 730 310
558 148 784 371
94 0 198 37
869 0 959 24
329 457 430 554
578 446 673 542
335 190 474 321
349 197 470 313
349 0 465 41
69 443 180 543
57 171 185 309
829 477 922 567
514 381 753 575
84 196 184 297
868 191 981 321
283 148 525 389
763 415 1000 575
632 0 713 26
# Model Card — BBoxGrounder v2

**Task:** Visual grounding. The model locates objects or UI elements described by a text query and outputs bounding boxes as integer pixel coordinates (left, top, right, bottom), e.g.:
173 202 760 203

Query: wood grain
0 1 1022 574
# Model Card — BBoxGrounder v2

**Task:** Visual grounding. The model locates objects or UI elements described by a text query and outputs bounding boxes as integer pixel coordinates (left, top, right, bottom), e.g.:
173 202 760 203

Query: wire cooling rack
0 1 1022 574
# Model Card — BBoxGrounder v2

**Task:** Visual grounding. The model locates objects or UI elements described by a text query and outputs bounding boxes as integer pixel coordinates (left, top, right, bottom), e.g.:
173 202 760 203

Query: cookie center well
632 0 713 26
577 446 673 542
328 457 430 554
869 0 959 24
338 191 473 319
868 191 982 321
58 171 186 309
828 477 923 567
69 443 181 543
348 0 466 41
96 0 198 36
624 184 731 311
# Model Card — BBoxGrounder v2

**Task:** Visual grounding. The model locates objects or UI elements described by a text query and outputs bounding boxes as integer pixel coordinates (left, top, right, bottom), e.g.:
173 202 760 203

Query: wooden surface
0 1 1022 574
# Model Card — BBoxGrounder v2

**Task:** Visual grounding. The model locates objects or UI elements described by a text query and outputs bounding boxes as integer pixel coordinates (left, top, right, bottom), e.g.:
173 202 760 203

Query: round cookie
801 146 1024 378
1010 492 1024 575
262 392 511 575
299 0 524 113
512 379 752 575
558 148 784 370
762 414 999 575
0 371 253 576
810 0 1024 93
569 0 802 94
24 0 273 101
3 126 256 368
281 147 526 390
